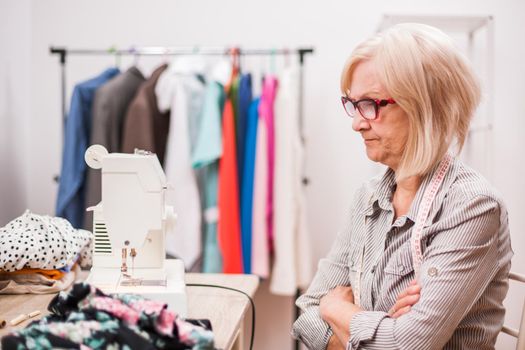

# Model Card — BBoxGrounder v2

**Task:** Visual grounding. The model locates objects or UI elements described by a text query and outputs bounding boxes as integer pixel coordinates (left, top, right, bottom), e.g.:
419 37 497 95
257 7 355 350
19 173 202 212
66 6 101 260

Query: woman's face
348 60 409 171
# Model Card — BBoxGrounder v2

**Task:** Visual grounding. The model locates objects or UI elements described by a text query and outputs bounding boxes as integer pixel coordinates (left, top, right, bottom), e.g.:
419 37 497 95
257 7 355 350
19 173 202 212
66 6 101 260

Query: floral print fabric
2 282 214 350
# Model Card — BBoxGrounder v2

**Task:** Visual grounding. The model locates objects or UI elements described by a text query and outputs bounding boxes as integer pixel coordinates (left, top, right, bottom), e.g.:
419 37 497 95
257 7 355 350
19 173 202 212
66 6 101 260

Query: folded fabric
1 282 214 350
0 264 79 294
0 271 56 286
0 268 65 281
0 210 93 272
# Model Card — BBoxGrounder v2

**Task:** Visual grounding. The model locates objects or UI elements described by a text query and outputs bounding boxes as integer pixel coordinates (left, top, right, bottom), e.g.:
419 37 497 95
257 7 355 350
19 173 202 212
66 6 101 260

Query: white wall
0 0 31 226
1 0 524 349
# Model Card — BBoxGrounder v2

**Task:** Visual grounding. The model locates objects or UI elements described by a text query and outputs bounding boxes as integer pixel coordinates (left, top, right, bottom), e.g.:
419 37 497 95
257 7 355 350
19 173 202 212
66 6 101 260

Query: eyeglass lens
343 99 377 119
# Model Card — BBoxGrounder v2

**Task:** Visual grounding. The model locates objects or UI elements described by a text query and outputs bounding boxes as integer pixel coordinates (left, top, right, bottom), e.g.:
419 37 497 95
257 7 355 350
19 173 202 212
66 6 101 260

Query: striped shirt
292 157 513 349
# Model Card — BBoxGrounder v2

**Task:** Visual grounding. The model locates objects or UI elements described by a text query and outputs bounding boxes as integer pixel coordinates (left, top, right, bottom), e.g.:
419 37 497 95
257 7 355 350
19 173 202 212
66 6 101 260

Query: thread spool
9 310 41 326
10 314 29 326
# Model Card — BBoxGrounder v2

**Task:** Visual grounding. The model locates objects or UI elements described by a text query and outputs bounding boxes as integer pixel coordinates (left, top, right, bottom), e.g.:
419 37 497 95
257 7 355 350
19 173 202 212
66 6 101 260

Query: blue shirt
237 74 253 193
240 98 259 274
55 68 120 228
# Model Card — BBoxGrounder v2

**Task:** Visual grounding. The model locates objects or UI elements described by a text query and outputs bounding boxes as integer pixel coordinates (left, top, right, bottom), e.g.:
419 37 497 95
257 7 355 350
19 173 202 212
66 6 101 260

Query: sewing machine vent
93 221 112 254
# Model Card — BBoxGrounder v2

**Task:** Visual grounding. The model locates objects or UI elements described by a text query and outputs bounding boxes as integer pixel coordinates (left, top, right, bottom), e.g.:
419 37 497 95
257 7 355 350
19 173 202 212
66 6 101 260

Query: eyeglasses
341 96 396 120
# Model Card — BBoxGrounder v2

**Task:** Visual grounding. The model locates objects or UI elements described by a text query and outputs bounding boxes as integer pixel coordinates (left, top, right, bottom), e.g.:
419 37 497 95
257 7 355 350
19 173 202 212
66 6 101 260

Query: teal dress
192 81 225 273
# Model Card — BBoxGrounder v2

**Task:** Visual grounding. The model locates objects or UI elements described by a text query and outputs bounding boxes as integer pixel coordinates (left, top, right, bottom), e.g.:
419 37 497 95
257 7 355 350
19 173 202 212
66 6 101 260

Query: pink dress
251 77 278 277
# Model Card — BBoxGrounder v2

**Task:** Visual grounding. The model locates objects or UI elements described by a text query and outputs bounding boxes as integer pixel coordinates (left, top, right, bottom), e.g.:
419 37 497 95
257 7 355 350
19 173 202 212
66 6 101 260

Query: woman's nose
352 114 370 132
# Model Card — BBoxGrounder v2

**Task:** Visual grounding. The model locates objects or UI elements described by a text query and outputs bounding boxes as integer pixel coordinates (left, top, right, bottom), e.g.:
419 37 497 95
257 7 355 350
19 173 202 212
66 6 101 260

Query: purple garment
258 76 278 251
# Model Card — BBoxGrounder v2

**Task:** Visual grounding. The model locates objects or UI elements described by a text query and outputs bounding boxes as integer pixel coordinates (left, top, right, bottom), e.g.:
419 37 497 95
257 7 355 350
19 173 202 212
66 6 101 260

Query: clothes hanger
130 46 140 67
161 47 170 65
270 48 277 76
225 47 240 93
231 47 240 78
283 47 291 68
256 53 265 97
108 45 120 69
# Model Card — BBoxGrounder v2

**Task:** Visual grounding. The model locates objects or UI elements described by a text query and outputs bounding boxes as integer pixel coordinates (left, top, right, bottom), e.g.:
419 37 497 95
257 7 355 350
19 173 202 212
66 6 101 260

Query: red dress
217 98 244 273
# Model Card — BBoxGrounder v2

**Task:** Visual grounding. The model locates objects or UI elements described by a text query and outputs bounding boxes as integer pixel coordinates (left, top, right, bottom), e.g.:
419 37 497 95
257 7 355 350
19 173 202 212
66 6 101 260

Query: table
0 272 259 350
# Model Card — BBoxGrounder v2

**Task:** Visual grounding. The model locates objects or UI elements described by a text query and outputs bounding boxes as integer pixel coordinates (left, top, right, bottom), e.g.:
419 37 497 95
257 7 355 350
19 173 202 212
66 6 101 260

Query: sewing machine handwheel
85 144 109 169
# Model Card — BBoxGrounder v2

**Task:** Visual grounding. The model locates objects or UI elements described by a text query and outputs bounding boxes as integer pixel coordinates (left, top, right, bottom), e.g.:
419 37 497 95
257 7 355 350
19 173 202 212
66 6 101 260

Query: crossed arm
321 281 421 350
293 195 504 350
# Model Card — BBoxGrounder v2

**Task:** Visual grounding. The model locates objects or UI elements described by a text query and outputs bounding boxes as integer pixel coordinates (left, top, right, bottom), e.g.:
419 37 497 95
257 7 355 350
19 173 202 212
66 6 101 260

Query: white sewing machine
84 144 187 317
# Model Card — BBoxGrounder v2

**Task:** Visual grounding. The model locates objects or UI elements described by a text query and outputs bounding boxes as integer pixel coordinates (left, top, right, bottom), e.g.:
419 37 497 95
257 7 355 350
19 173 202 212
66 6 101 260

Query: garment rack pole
50 46 313 350
50 46 313 57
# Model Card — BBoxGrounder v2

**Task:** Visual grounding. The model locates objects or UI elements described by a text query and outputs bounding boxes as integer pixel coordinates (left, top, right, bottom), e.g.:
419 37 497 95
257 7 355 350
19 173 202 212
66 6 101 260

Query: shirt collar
362 167 396 216
361 155 459 227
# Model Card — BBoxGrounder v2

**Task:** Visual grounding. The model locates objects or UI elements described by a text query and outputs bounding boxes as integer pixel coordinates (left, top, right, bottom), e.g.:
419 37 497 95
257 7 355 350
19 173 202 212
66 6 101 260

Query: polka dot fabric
0 210 93 272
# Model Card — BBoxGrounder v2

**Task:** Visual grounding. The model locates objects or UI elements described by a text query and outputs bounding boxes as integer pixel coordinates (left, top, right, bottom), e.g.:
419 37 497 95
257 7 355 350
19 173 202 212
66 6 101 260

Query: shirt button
428 267 438 277
371 266 376 273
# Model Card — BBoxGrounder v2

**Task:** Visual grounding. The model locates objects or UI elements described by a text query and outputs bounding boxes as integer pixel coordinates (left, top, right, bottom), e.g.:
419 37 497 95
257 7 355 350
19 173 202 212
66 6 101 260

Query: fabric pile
1 282 214 350
0 210 92 294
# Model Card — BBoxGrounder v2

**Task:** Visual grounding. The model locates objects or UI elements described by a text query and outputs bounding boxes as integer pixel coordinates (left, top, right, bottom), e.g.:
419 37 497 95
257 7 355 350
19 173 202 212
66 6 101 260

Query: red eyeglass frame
341 96 396 120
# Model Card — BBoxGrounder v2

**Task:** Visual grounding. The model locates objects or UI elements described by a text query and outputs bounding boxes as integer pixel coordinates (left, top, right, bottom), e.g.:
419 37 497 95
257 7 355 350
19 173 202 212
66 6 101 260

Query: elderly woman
292 23 513 350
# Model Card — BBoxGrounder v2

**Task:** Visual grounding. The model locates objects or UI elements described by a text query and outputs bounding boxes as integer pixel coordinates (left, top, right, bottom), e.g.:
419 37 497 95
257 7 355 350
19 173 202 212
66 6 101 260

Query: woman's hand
388 279 421 318
326 334 346 350
320 286 355 323
320 286 359 349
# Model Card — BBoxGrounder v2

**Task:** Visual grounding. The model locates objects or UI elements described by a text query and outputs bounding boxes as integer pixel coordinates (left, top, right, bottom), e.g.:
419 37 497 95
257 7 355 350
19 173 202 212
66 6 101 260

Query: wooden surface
0 272 259 350
186 273 259 350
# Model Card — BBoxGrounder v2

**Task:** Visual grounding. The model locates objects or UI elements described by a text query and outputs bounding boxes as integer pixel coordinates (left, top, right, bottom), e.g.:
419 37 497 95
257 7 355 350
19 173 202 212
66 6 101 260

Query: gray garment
292 158 513 350
84 67 145 229
121 64 170 165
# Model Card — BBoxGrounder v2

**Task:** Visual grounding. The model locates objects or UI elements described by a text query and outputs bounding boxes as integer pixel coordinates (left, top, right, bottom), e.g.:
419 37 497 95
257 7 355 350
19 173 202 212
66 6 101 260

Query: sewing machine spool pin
121 248 128 273
130 248 137 276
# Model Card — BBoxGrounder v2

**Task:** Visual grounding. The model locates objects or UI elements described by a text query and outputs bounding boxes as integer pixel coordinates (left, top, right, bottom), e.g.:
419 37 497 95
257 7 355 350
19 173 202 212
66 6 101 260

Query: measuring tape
353 153 453 306
411 153 452 279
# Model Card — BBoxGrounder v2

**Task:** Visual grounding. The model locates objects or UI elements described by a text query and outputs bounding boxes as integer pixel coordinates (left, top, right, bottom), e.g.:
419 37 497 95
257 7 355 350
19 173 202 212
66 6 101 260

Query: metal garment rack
49 46 313 133
49 46 313 350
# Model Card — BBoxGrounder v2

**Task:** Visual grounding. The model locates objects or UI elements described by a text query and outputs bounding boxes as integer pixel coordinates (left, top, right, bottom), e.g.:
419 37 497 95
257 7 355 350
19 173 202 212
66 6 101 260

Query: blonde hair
341 23 481 180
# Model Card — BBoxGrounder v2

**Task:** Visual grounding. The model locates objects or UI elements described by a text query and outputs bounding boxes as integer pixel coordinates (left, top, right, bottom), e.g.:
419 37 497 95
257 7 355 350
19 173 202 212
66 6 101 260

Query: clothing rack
49 46 313 132
50 45 313 350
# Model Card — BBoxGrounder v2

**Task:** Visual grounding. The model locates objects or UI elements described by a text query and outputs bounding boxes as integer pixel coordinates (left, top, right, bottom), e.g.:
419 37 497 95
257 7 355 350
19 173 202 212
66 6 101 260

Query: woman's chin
365 149 381 163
